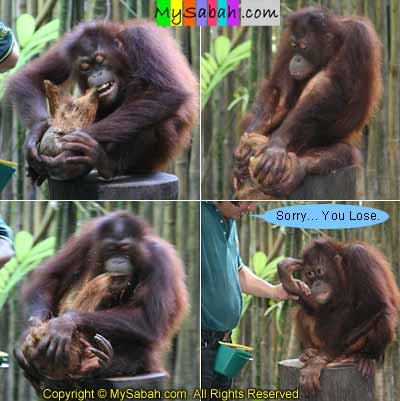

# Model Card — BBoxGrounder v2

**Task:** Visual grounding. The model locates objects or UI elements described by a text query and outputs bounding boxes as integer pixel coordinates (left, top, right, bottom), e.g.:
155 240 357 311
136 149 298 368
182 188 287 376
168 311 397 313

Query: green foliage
201 35 251 110
228 86 250 116
0 14 60 99
0 231 55 312
16 14 36 47
264 299 286 336
232 252 285 342
253 251 268 276
241 252 285 317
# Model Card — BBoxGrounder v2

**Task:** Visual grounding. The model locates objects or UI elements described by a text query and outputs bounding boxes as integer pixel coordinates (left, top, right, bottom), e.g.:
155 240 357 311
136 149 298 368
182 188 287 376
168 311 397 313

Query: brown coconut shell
21 273 129 380
39 80 99 158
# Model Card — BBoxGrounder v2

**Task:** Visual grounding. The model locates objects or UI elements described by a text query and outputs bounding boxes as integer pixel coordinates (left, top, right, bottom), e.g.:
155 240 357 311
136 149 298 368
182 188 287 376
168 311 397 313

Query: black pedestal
289 166 357 200
87 372 167 401
278 359 376 401
41 372 168 401
48 171 179 200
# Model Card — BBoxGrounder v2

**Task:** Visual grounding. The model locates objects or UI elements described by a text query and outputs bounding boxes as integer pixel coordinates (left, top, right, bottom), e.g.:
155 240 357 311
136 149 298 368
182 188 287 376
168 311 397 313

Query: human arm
0 38 19 72
238 265 307 301
0 237 14 268
6 39 72 180
0 24 19 73
0 217 14 268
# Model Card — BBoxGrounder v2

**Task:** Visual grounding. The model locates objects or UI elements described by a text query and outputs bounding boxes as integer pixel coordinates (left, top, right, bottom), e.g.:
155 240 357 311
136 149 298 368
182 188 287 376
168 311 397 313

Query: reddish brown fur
234 7 382 198
19 212 189 381
299 239 400 357
279 237 400 393
243 10 382 148
7 20 198 178
21 273 131 380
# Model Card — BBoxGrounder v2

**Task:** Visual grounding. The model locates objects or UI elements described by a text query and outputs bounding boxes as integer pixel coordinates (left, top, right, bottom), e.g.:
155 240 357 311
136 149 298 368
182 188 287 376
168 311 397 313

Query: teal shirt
201 202 243 332
0 22 14 63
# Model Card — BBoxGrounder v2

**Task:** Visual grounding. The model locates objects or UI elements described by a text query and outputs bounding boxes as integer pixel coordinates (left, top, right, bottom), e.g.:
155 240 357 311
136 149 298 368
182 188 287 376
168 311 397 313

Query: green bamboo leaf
227 40 251 59
221 54 252 69
0 235 55 312
227 96 243 111
215 65 238 78
204 53 219 71
201 35 251 110
214 36 231 65
28 237 56 256
275 301 285 335
22 31 59 56
200 61 211 87
241 294 253 317
202 54 218 74
0 257 17 272
0 19 59 101
260 256 285 280
14 231 34 260
16 14 35 47
253 251 267 276
227 91 249 111
264 301 280 319
30 19 59 41
22 253 53 269
21 19 59 54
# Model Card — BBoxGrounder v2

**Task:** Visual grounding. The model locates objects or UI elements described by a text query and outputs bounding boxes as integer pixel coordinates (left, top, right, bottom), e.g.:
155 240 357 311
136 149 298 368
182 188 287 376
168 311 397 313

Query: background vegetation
233 201 400 401
0 201 200 401
201 0 400 199
0 0 200 200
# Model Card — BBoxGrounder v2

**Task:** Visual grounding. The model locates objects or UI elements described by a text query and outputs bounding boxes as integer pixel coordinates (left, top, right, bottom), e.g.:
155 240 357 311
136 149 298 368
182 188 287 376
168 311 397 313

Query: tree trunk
279 359 376 401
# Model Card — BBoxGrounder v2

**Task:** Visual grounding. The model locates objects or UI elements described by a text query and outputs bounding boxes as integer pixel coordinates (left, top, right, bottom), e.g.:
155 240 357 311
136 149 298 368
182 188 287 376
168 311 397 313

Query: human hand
0 238 14 268
272 284 299 301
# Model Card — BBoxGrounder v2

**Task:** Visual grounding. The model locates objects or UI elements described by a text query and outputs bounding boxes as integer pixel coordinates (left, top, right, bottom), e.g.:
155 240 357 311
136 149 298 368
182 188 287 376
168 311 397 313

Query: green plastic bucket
214 343 253 378
0 351 9 368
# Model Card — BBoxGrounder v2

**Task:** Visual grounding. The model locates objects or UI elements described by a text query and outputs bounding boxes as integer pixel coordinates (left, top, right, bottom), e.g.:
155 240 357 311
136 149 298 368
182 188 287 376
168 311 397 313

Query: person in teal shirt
0 22 19 72
201 202 303 399
0 216 14 268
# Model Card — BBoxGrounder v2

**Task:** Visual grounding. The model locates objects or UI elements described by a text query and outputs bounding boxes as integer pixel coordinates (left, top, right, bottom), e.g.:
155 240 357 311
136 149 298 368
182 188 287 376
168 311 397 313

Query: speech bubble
253 204 389 229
